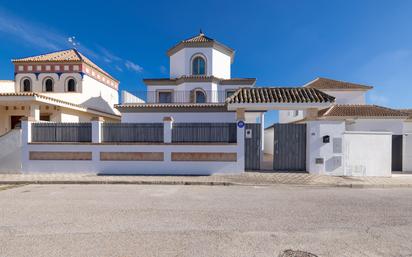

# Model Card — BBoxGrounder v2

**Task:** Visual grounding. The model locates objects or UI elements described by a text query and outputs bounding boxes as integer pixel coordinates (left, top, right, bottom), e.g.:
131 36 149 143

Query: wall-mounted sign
237 120 245 128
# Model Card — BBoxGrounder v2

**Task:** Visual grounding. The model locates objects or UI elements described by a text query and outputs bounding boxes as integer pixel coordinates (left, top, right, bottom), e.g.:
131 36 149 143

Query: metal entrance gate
273 124 306 171
245 123 261 170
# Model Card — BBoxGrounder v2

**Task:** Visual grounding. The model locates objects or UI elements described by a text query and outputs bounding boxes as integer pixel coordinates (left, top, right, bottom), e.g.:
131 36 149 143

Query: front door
392 135 403 172
244 123 261 170
10 116 24 129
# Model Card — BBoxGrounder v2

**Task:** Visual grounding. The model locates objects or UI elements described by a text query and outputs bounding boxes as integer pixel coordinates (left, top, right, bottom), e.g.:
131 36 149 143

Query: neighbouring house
0 49 120 172
269 77 412 175
16 32 412 176
0 48 120 136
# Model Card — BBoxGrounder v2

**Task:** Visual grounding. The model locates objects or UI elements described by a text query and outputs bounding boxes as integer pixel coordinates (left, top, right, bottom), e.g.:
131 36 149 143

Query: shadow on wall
81 96 117 115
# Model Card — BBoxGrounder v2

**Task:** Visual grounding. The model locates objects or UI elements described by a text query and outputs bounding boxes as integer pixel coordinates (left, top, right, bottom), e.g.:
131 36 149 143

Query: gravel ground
0 185 412 257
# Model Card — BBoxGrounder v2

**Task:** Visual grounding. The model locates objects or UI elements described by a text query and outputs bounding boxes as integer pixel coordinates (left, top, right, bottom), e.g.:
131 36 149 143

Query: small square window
27 66 33 71
158 92 172 103
64 65 69 71
18 66 24 71
226 90 236 98
45 65 51 71
55 65 60 71
36 65 42 71
73 65 79 71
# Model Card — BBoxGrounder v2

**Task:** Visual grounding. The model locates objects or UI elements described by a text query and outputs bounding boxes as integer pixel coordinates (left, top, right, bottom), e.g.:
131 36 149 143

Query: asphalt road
1 185 412 257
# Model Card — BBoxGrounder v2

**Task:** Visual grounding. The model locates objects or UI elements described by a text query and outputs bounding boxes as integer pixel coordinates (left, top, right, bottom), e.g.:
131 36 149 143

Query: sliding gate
273 124 307 171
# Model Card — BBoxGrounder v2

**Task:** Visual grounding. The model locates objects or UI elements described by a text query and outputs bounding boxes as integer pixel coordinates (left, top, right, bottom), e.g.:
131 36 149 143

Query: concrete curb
1 180 412 188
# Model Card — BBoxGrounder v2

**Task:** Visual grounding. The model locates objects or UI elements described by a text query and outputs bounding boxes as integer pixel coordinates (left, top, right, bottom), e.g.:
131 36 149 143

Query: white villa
0 48 120 136
1 32 411 176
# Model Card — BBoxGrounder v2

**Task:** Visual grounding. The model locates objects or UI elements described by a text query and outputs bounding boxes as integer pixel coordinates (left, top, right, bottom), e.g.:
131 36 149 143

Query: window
192 56 205 75
44 78 54 92
22 78 31 92
67 78 76 92
195 90 206 103
226 90 236 98
158 91 172 103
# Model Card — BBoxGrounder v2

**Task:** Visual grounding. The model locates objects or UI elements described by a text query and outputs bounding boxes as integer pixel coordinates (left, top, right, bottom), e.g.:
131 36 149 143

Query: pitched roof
167 32 235 59
399 109 412 119
226 87 335 104
319 105 408 118
304 77 373 91
12 49 117 81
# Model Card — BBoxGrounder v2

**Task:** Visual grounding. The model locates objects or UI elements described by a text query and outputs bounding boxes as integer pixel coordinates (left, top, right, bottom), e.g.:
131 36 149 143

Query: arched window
22 78 31 92
192 56 206 75
67 78 76 92
44 78 54 92
195 90 206 103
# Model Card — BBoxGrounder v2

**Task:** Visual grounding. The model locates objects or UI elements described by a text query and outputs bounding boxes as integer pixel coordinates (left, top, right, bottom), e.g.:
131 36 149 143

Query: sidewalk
1 172 412 188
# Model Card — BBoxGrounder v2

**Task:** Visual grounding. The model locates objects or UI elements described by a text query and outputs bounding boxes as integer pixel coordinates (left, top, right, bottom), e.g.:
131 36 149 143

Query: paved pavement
1 184 412 257
1 172 412 188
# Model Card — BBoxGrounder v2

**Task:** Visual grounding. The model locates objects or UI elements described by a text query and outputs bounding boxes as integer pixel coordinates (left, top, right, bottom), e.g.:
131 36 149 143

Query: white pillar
163 117 173 143
91 117 104 143
21 117 33 144
29 105 40 121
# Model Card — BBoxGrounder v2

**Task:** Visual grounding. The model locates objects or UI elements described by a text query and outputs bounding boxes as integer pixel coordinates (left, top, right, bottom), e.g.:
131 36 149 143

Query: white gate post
163 117 174 143
91 117 104 144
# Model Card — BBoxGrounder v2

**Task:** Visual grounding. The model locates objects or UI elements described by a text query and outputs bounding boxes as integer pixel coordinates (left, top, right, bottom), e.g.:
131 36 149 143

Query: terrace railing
31 123 92 142
172 123 237 143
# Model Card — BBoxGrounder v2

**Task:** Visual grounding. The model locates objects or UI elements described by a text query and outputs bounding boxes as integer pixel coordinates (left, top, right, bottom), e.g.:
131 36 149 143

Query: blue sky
0 0 411 125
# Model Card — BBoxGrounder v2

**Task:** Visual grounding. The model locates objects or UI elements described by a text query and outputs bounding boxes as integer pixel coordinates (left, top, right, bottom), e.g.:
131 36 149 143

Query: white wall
169 47 231 79
343 132 392 177
346 119 404 134
0 80 14 93
404 134 412 172
279 110 304 123
306 121 346 175
322 90 366 104
0 129 21 173
15 73 119 114
21 121 245 175
122 112 237 123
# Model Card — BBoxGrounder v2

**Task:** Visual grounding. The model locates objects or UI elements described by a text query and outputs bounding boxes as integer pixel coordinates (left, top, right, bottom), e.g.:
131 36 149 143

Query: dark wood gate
392 135 403 171
273 124 306 171
245 123 261 170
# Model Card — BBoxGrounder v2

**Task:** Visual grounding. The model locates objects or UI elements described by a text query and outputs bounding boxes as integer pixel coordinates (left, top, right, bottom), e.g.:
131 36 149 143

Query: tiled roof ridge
304 77 373 90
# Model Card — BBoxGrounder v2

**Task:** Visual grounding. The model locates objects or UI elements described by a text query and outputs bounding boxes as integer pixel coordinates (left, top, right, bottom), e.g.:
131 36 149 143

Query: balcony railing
122 90 237 104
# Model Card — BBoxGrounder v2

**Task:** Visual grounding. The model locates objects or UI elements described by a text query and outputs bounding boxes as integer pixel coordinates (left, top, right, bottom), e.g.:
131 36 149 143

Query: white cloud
125 60 143 73
115 65 123 72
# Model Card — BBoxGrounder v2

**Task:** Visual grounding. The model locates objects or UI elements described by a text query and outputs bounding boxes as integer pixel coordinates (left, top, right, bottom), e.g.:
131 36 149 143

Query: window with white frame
192 56 206 75
158 91 173 103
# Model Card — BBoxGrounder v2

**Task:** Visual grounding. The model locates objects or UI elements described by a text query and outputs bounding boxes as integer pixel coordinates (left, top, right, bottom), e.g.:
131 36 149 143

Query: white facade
14 73 119 114
0 80 14 93
170 48 231 79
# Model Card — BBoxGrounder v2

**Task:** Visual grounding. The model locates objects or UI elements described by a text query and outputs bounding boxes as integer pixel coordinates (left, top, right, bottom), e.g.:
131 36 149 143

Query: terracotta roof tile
319 105 408 118
226 87 335 104
304 77 373 90
12 49 116 81
167 32 234 58
116 103 226 108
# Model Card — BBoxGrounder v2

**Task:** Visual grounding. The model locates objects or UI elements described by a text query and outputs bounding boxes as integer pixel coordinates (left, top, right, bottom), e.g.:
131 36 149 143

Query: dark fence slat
102 123 163 143
31 123 92 142
172 123 237 143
